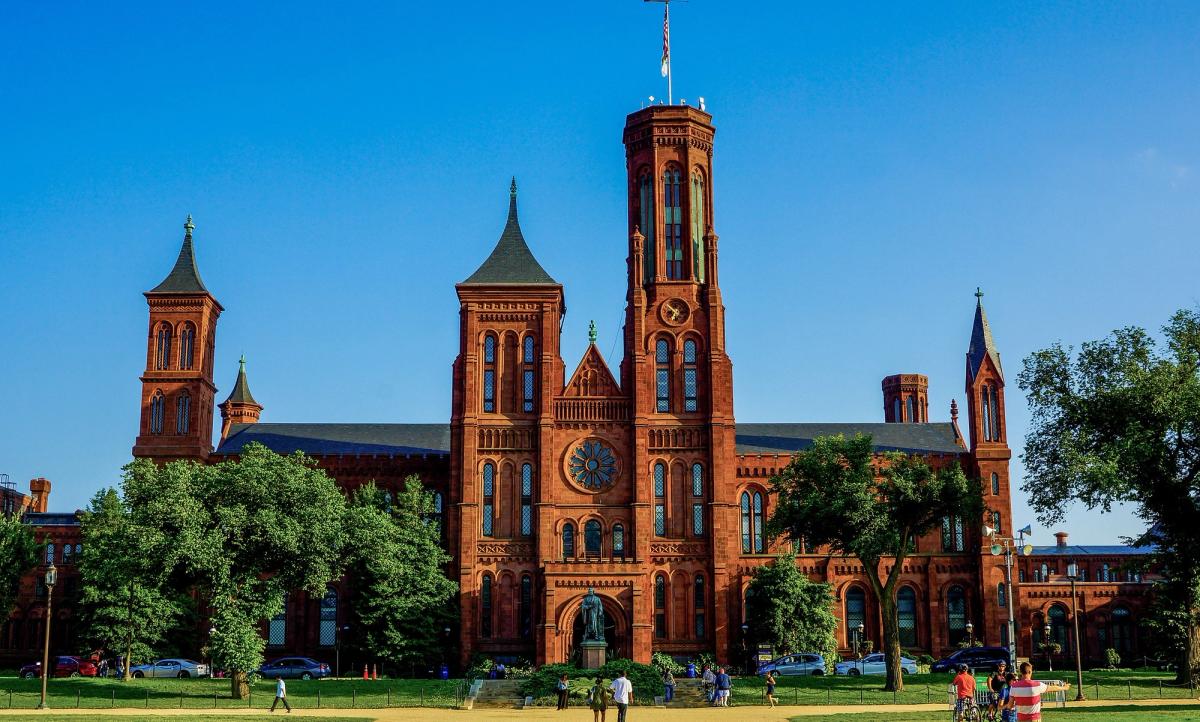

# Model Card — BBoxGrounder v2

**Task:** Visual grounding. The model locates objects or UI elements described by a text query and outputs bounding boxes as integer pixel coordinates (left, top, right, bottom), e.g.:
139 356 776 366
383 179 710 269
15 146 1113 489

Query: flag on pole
660 3 670 78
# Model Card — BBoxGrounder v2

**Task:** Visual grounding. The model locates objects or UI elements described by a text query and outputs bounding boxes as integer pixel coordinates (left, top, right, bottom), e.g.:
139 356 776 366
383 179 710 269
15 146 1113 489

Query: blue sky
2 2 1197 543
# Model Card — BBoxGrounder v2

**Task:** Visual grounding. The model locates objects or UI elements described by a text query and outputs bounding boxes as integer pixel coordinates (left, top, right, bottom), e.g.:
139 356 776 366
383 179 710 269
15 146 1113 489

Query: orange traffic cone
372 664 378 681
362 664 368 680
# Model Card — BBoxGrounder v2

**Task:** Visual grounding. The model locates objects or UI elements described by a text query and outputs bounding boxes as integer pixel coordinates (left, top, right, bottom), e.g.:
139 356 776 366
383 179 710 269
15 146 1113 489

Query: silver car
129 658 210 678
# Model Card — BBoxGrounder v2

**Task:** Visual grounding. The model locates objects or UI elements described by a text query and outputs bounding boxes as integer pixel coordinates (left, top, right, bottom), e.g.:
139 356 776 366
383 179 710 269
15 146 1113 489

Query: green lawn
0 676 464 710
787 705 1200 721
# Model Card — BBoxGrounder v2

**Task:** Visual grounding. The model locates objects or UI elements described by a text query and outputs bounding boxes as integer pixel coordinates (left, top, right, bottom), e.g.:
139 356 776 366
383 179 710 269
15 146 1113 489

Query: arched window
1102 563 1111 582
562 523 575 558
897 587 917 647
846 587 866 643
319 588 337 646
982 385 993 442
431 491 444 538
520 464 533 536
1110 606 1132 654
482 334 497 413
753 492 765 553
1048 604 1068 650
480 575 493 638
522 336 536 412
892 398 901 422
638 170 656 283
997 582 1007 608
654 575 667 638
655 339 671 412
991 473 1000 495
612 523 625 558
45 543 55 564
268 593 288 647
694 575 706 639
175 391 190 435
991 387 1001 440
683 340 698 412
663 166 683 279
946 585 967 646
991 511 1002 534
61 543 72 565
520 574 533 638
155 322 172 370
179 323 196 371
1019 569 1026 583
691 463 704 536
654 463 666 536
1041 563 1050 581
690 171 706 281
906 397 915 423
740 492 752 553
584 520 602 557
481 464 495 537
149 391 165 434
942 516 965 552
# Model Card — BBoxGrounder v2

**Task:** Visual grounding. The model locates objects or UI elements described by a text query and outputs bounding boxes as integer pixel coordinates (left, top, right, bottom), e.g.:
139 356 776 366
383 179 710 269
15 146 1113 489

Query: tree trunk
231 670 249 699
1176 611 1200 685
879 593 904 692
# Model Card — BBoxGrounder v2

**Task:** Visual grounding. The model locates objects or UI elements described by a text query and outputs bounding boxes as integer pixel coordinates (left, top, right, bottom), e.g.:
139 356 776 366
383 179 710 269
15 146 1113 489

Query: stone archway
558 592 629 664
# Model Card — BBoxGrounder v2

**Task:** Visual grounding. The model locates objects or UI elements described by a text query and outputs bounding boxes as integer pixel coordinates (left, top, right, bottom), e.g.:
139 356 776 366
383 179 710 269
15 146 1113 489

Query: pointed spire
950 398 959 421
223 354 260 406
461 179 557 285
588 320 597 345
967 287 1003 380
148 215 209 294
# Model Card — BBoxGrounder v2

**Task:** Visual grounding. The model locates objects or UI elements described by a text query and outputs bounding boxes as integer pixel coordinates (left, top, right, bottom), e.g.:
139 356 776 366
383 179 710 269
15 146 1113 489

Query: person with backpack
701 664 716 703
662 668 676 703
588 677 607 722
556 673 570 710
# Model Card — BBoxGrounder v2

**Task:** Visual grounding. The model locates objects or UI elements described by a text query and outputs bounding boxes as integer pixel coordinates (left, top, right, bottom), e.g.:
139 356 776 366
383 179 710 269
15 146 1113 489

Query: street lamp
984 523 1034 664
1066 563 1086 701
966 621 975 648
336 624 350 678
37 559 58 710
740 623 750 675
854 622 865 675
207 626 216 678
1043 623 1053 672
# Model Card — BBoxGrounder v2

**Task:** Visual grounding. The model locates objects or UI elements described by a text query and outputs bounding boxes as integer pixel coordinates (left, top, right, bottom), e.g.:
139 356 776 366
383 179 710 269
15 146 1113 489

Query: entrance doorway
568 599 626 663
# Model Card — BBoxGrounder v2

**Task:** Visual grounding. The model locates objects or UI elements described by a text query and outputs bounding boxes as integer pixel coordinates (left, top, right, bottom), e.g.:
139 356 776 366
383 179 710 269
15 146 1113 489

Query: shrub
600 658 661 701
466 654 493 681
651 651 683 676
690 651 716 671
1105 648 1121 669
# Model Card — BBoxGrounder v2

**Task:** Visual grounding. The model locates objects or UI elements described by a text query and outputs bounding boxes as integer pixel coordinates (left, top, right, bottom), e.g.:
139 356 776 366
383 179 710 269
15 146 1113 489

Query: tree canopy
0 511 41 623
745 554 838 671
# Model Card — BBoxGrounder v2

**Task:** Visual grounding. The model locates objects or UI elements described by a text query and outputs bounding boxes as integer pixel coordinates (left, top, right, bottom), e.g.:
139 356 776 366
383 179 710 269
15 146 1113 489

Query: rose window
569 440 618 491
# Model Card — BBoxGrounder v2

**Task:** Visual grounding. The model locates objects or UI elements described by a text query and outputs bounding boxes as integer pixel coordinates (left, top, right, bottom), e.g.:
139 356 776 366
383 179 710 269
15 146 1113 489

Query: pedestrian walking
556 673 570 710
764 670 778 707
588 677 608 722
701 664 716 704
663 668 676 703
714 666 732 707
608 669 634 722
269 676 291 713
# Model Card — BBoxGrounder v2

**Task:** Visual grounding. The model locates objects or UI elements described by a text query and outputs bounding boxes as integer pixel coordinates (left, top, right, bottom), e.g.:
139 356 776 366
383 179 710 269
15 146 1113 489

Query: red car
19 656 98 679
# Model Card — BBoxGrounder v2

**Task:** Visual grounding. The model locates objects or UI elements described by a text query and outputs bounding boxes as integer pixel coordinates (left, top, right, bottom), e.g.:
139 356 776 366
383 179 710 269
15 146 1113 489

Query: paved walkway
0 697 1195 720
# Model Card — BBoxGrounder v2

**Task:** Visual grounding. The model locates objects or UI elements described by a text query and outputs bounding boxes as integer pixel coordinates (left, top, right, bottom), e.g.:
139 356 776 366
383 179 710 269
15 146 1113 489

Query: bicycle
953 696 982 722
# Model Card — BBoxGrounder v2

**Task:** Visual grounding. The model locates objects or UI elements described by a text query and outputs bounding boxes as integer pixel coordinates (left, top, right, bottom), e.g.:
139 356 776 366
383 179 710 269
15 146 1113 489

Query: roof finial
239 354 246 369
975 286 984 303
510 176 517 198
184 214 195 237
588 320 597 345
950 398 959 421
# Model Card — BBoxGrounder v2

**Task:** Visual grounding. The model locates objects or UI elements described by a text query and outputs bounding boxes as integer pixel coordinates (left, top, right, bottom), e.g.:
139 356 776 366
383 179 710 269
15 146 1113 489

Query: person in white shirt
608 670 634 722
270 676 291 713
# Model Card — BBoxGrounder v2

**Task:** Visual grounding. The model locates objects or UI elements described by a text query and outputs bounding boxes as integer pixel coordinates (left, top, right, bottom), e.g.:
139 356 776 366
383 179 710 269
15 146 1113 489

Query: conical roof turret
462 179 557 285
967 288 1003 380
148 215 210 294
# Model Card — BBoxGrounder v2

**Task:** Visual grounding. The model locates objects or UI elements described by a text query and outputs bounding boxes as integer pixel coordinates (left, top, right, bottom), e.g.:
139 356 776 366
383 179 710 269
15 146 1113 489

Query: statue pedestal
580 640 607 670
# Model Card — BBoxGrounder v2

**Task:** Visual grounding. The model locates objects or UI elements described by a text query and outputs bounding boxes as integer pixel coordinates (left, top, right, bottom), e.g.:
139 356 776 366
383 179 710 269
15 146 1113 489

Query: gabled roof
221 356 260 407
734 422 965 455
967 289 1003 380
148 216 210 294
461 179 557 285
562 341 622 398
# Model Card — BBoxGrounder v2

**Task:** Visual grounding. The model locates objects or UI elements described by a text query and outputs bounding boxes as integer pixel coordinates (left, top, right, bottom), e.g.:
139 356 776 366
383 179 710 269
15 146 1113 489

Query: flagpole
666 2 672 104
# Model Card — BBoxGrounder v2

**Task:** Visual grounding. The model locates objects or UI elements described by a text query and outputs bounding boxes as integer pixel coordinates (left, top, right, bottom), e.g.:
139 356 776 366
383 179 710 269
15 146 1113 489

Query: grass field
787 705 1200 721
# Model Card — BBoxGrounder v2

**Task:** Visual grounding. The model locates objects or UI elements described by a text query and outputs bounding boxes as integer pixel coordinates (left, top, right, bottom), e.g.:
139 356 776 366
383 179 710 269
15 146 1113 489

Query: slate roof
148 216 210 294
215 421 963 457
967 291 1003 380
222 357 260 407
1028 545 1152 557
23 512 81 527
461 179 557 285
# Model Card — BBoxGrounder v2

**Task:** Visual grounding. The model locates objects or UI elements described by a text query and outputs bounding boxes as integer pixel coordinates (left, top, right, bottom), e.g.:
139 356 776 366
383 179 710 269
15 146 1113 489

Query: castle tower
132 216 222 461
882 374 929 422
218 356 263 441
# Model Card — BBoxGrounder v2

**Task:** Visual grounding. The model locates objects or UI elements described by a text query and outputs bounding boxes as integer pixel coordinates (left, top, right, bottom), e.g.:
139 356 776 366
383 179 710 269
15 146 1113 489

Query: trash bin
686 662 696 678
439 664 449 680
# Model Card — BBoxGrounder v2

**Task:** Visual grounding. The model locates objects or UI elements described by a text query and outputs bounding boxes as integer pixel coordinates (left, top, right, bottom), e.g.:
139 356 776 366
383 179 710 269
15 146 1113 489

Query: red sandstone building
6 104 1154 670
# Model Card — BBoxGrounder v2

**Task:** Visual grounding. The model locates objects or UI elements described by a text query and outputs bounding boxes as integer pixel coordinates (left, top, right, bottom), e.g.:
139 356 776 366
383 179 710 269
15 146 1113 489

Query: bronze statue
581 587 605 642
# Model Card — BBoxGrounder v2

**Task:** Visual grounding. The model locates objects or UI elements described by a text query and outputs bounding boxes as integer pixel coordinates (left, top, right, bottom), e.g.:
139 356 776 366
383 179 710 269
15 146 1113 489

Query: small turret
218 356 263 440
882 374 929 423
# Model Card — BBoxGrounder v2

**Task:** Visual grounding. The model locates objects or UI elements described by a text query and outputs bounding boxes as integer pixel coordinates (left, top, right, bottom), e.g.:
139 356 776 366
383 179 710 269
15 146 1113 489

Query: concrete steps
666 678 712 708
470 679 525 709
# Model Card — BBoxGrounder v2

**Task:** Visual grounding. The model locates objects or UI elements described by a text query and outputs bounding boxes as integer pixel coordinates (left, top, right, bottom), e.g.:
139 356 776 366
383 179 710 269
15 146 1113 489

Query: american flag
660 3 670 78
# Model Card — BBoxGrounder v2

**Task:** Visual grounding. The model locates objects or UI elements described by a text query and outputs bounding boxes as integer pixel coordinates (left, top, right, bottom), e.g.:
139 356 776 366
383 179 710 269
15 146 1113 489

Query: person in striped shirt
1008 661 1070 721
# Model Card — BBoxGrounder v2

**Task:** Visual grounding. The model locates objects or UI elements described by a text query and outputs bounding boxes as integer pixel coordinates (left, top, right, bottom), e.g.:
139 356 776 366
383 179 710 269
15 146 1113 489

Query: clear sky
2 2 1197 543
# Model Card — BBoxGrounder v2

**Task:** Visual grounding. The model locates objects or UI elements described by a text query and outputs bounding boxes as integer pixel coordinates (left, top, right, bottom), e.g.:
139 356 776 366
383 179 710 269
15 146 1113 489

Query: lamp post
336 624 350 678
966 621 975 648
1066 563 1086 701
37 559 58 710
207 625 216 678
1043 623 1053 672
740 623 750 675
854 622 865 674
983 523 1034 664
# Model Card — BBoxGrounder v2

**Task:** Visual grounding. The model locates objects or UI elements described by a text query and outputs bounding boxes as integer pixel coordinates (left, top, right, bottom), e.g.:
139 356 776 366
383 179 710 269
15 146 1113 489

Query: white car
833 653 918 676
129 658 210 678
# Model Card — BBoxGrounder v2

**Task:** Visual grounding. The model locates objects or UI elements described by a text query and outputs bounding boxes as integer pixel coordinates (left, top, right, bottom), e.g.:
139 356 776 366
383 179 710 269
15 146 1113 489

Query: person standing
764 670 778 708
269 676 291 713
588 677 608 722
608 669 633 722
988 662 1009 719
715 667 732 707
662 668 675 703
556 673 570 710
701 664 716 704
1009 661 1070 722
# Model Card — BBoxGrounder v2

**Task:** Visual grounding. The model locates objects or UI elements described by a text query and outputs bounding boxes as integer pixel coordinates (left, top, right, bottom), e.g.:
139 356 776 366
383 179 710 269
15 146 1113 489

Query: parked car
258 656 331 680
19 656 98 679
833 653 918 676
930 647 1011 674
129 658 210 678
758 653 827 676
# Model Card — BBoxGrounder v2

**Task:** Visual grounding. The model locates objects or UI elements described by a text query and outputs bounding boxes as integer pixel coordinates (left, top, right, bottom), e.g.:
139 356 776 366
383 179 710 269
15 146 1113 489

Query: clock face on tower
568 440 619 492
660 298 690 326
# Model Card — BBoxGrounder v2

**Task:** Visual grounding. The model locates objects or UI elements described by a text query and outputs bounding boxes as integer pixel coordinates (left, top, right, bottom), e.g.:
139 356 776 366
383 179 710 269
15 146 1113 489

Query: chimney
1054 531 1069 550
28 477 50 513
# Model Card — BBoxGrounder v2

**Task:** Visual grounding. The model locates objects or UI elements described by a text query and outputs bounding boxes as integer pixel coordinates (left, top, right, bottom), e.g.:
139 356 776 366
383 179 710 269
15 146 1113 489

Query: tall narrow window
149 391 165 434
991 386 1001 440
991 511 1002 534
1048 604 1068 650
690 171 706 282
982 385 993 441
997 582 1007 608
906 397 915 422
46 543 55 564
741 493 752 553
893 398 901 422
175 392 190 435
612 523 625 558
654 575 667 638
692 503 704 536
562 523 575 558
520 464 533 537
947 586 967 646
520 574 533 638
179 322 195 370
656 339 671 412
61 544 71 565
846 587 866 643
432 491 444 538
683 340 698 412
155 322 172 370
663 167 683 279
482 463 495 537
319 589 337 646
481 575 493 638
955 516 965 551
639 170 656 283
522 336 536 412
654 462 666 536
268 593 288 647
991 473 1000 496
483 335 496 413
694 575 706 639
585 520 602 557
897 587 917 647
942 516 965 551
1110 607 1132 653
753 492 765 553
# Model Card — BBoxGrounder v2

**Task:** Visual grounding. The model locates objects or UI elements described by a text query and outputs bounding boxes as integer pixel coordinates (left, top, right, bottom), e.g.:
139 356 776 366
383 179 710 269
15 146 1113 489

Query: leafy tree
77 488 183 679
0 511 41 633
1018 309 1200 683
767 434 980 691
122 444 347 697
744 553 838 672
342 479 456 672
